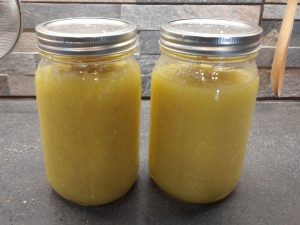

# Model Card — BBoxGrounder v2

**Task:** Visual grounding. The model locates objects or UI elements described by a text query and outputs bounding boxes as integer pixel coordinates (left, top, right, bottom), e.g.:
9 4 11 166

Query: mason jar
149 19 262 204
35 18 141 206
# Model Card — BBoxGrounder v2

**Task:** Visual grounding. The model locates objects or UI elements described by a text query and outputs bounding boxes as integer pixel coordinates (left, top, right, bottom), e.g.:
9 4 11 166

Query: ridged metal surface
35 17 138 56
160 18 263 56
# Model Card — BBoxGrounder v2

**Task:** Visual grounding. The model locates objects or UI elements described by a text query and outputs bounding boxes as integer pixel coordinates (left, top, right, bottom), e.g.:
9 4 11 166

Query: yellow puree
35 56 141 206
149 59 259 203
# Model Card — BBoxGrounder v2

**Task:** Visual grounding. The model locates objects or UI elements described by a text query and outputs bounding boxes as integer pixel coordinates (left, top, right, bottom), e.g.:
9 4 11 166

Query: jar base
48 179 137 207
150 176 237 205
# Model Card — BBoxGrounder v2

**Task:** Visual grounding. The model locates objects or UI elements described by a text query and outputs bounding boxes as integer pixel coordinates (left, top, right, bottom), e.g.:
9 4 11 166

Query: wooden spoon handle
271 0 297 97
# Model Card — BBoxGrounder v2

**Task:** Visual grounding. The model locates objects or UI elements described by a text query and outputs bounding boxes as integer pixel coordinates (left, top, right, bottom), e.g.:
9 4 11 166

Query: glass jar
149 19 262 204
35 18 141 206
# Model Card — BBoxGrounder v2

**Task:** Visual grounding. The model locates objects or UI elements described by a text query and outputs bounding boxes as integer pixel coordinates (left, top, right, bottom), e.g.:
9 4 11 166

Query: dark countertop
0 100 299 225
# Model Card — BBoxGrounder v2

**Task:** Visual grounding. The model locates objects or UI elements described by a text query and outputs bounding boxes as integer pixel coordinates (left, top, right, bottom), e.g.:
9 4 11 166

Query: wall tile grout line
21 1 264 5
259 0 265 25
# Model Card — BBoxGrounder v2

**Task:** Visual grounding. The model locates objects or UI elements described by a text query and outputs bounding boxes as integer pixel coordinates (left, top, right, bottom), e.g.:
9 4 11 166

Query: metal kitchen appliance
0 0 22 60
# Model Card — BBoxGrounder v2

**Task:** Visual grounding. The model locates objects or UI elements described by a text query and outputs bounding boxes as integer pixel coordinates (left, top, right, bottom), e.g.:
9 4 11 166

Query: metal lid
160 18 263 56
35 17 138 56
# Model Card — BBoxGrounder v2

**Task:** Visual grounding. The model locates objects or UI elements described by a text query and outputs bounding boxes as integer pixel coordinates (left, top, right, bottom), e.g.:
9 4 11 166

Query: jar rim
160 46 258 64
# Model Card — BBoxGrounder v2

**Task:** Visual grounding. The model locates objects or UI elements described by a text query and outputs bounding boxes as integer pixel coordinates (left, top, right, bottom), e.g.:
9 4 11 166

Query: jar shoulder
36 56 141 78
152 54 258 83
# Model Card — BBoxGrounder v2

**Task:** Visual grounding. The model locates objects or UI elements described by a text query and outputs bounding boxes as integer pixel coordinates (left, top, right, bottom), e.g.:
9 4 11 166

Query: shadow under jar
149 19 263 204
35 18 141 206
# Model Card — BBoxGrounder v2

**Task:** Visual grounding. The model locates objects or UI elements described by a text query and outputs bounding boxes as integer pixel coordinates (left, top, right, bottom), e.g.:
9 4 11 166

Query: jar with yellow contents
149 19 262 204
35 18 141 206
